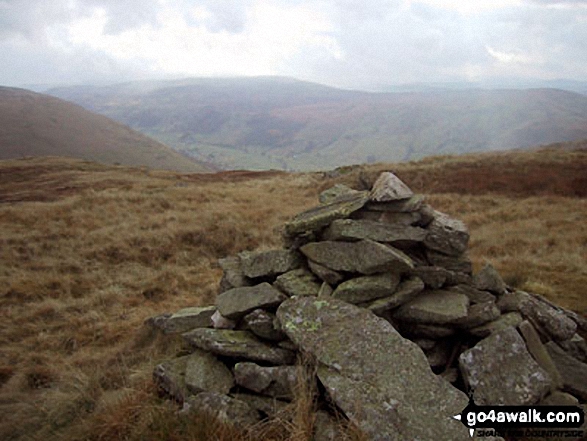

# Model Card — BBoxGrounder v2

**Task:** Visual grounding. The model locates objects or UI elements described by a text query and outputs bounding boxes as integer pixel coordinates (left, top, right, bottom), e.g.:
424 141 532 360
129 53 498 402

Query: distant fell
0 87 213 172
48 77 587 171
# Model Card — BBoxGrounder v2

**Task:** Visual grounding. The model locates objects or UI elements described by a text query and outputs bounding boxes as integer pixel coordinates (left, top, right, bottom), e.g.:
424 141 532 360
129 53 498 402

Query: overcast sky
1 0 586 90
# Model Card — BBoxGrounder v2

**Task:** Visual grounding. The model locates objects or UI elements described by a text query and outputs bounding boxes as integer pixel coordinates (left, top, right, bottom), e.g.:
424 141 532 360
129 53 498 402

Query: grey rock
218 256 251 292
318 282 334 298
364 276 425 315
468 312 524 338
394 289 470 325
545 342 587 401
277 297 470 441
417 203 436 227
440 368 459 384
425 339 452 369
449 284 497 305
313 411 345 441
459 327 552 405
473 264 507 295
424 212 469 257
153 356 189 402
399 322 457 339
230 392 289 417
307 260 345 285
185 349 235 395
518 320 563 389
379 210 423 226
332 273 401 304
559 334 587 364
284 191 369 235
238 249 301 279
365 194 425 212
211 310 237 329
243 309 286 342
369 172 414 202
300 240 414 275
216 283 287 320
234 362 299 400
427 250 473 274
183 328 295 365
144 313 172 331
539 391 580 406
319 184 360 204
322 219 427 244
413 338 437 351
183 392 261 429
411 266 450 289
519 294 577 342
454 302 501 329
162 306 216 334
274 268 321 297
496 290 525 313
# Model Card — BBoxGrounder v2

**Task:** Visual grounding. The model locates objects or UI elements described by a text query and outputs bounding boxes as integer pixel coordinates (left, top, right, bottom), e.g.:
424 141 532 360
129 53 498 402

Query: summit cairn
149 172 587 440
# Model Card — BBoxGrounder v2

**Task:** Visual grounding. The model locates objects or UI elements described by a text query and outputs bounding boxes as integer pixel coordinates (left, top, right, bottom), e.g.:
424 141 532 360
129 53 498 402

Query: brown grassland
0 144 586 440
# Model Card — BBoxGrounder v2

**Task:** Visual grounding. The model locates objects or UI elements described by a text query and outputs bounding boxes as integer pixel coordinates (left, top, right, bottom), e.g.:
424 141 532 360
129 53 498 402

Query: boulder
424 212 469 257
274 268 321 297
364 276 425 315
218 256 251 292
182 392 261 429
216 283 287 320
161 306 216 334
369 172 414 202
277 297 470 441
459 327 552 405
238 249 301 279
496 290 525 313
300 240 414 275
184 349 235 395
545 342 587 401
332 273 401 304
234 362 299 400
473 264 507 295
183 329 295 365
518 294 577 342
243 309 286 342
322 219 426 244
284 191 369 235
393 290 470 325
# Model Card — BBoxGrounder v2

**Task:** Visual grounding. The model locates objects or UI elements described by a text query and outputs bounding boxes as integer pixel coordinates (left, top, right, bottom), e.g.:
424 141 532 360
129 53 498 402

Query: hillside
0 87 213 173
0 143 585 440
48 77 587 170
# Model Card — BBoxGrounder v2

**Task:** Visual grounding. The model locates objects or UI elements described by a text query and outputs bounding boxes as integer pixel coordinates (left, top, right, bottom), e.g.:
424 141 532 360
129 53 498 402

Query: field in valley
0 144 586 440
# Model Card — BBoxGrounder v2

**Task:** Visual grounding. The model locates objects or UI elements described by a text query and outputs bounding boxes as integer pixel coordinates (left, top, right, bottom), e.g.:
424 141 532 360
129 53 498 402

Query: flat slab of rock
284 192 369 235
153 356 190 402
545 342 587 401
243 309 286 342
218 256 251 292
162 306 216 334
426 250 473 274
238 249 301 278
234 362 299 400
185 349 235 395
364 276 425 314
453 302 501 329
216 283 287 319
277 297 470 441
518 320 563 389
274 268 321 297
393 290 470 325
369 172 414 202
183 392 261 429
183 328 295 365
322 219 426 244
459 327 552 405
518 293 577 341
308 260 344 285
424 212 469 256
301 240 414 275
365 195 425 212
332 273 401 304
319 184 361 204
468 312 523 338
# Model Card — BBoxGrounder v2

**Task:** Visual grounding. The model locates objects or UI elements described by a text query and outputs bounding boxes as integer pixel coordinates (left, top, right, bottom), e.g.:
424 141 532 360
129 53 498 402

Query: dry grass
0 148 585 440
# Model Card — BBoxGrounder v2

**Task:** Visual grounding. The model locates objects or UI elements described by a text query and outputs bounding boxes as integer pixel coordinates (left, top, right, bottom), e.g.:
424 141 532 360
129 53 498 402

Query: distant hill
0 87 213 172
47 77 587 171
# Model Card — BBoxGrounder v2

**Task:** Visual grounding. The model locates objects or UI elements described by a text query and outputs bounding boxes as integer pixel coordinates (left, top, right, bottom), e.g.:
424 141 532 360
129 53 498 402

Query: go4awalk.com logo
453 399 585 438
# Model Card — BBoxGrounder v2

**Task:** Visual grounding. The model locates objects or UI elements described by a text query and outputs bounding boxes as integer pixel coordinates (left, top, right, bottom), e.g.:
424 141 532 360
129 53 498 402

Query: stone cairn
148 172 587 440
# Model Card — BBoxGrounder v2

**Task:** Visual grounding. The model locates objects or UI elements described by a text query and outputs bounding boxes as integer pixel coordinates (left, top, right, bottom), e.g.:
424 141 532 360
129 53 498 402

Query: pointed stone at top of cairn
369 172 414 202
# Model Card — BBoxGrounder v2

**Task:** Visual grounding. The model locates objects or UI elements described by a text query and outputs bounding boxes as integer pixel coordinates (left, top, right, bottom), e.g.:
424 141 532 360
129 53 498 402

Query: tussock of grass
0 149 585 440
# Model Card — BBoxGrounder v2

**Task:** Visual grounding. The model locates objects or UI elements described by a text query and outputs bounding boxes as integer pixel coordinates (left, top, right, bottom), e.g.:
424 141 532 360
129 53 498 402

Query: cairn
149 172 587 440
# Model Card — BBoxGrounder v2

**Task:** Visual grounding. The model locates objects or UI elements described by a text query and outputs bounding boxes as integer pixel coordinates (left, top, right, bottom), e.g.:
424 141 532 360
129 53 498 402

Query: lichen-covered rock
399 322 456 339
558 334 587 364
182 392 261 429
218 256 251 292
518 293 577 342
183 328 295 365
364 276 425 315
426 250 473 274
274 268 321 297
238 249 301 278
393 290 470 325
284 191 369 235
473 264 507 295
332 273 401 304
216 283 287 320
234 362 299 400
307 260 344 285
277 297 470 441
467 312 523 338
518 320 563 389
453 302 501 329
424 212 470 257
545 342 587 401
319 184 361 204
322 219 426 244
153 356 189 402
301 240 414 275
449 284 496 305
369 172 414 202
185 349 235 395
459 327 552 405
243 309 286 342
161 306 216 334
411 266 450 289
366 194 425 212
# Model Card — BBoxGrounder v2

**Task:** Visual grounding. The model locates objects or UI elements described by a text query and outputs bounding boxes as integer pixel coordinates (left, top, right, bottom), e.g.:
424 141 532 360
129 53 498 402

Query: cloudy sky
1 0 586 90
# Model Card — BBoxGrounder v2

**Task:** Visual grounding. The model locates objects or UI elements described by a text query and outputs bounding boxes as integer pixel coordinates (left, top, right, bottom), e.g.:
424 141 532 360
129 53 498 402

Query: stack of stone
149 172 587 440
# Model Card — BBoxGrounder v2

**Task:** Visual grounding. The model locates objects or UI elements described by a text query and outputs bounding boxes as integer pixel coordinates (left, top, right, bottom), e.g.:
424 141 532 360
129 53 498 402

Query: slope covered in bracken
0 143 585 440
